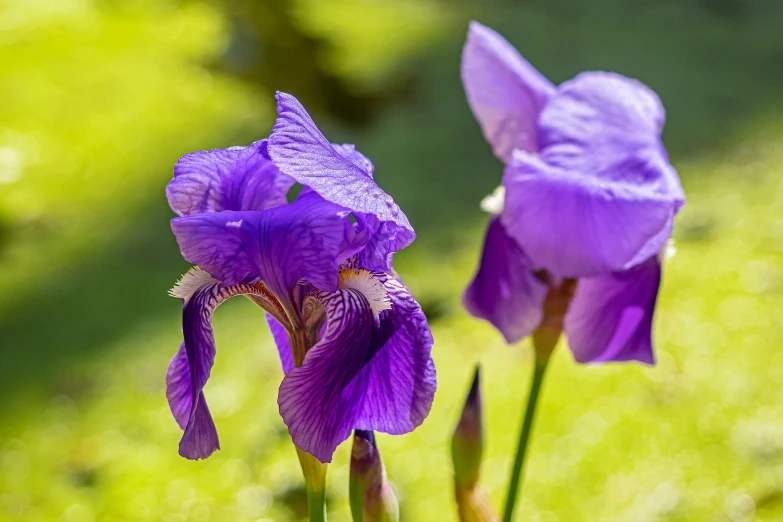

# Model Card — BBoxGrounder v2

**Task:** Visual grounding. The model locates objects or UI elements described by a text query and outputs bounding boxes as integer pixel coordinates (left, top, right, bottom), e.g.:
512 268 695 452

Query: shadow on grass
0 201 186 399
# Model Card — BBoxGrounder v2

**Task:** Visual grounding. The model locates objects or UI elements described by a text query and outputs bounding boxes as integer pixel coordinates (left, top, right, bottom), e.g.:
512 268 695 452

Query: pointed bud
350 430 376 521
452 366 499 522
350 430 399 522
295 446 328 521
452 366 484 488
363 479 399 522
455 484 498 522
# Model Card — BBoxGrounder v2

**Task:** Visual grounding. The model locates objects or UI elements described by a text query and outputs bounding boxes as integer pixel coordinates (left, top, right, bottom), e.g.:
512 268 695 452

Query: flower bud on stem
350 430 399 522
452 366 499 522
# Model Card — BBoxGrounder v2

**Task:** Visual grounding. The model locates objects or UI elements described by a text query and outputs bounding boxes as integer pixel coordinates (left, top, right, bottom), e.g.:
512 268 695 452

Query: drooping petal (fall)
463 217 548 343
268 92 414 271
564 256 661 364
278 274 435 463
461 21 556 162
354 273 436 433
166 342 194 431
167 140 293 217
167 279 272 459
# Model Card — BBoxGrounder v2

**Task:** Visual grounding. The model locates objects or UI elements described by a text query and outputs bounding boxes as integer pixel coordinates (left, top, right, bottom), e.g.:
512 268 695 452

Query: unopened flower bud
350 430 399 522
455 484 498 522
363 479 399 522
452 366 484 488
452 366 499 522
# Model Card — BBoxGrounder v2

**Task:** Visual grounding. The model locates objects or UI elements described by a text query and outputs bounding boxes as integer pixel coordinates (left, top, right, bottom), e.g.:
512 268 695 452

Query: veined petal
268 92 415 270
353 213 407 272
278 274 435 463
332 143 375 177
463 217 548 343
564 256 661 364
171 192 349 309
356 273 436 432
502 150 677 277
166 342 192 430
461 21 556 162
167 140 293 217
278 289 373 462
167 280 273 459
292 190 371 267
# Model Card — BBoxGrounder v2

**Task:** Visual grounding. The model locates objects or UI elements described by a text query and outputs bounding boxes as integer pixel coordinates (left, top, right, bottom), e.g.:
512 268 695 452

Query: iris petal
564 256 661 364
463 217 548 343
268 92 414 271
278 274 435 463
355 273 436 431
539 72 684 201
166 280 274 459
167 140 293 217
332 143 375 177
166 342 193 430
171 192 350 311
497 71 683 278
461 21 556 162
354 214 406 272
502 150 676 277
266 313 294 374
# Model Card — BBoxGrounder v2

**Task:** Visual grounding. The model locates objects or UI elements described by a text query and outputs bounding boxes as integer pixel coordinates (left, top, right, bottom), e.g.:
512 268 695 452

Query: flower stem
501 353 549 522
296 447 328 522
307 489 327 522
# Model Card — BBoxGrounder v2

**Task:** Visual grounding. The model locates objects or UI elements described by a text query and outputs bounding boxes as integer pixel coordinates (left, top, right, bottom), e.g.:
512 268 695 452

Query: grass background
1 0 782 520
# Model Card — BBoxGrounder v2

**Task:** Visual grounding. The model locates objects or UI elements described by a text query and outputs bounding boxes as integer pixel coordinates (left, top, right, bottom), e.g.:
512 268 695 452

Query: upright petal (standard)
461 21 556 162
268 92 415 271
167 140 293 217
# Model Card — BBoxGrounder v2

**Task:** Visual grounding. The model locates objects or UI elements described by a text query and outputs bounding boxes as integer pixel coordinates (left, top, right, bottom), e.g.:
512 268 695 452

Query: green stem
307 489 327 522
295 447 328 522
501 354 550 522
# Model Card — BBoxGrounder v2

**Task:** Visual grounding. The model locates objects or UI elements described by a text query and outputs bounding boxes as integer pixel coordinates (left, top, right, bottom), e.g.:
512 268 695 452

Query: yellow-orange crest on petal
338 269 392 320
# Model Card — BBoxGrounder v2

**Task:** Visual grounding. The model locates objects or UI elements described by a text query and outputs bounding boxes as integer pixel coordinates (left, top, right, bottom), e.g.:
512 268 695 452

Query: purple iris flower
165 92 436 463
461 22 685 364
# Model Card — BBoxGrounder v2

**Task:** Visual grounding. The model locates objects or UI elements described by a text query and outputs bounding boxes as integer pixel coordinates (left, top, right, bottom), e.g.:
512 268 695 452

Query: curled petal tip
467 20 488 35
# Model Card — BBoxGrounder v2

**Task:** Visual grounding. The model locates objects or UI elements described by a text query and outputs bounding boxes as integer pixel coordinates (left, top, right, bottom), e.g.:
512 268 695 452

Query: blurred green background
1 0 783 520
